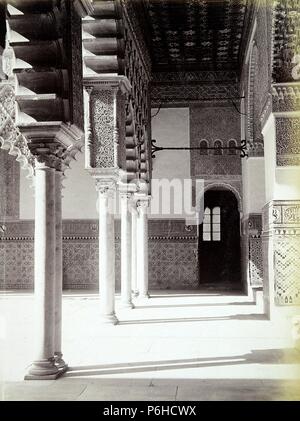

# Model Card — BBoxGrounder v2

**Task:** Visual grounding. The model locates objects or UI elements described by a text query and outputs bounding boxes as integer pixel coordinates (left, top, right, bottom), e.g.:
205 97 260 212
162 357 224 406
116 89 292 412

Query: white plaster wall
262 114 276 203
20 152 98 220
242 157 266 215
262 114 300 201
20 108 191 220
274 167 300 200
62 152 98 219
150 107 191 219
19 168 34 219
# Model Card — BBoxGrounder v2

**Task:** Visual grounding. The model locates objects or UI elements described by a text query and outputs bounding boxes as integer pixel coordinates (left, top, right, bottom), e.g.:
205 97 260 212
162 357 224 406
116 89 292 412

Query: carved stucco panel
91 90 115 168
276 117 300 166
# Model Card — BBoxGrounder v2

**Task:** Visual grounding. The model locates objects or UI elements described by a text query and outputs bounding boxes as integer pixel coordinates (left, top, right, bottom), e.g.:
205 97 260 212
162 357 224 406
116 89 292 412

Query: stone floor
0 290 300 401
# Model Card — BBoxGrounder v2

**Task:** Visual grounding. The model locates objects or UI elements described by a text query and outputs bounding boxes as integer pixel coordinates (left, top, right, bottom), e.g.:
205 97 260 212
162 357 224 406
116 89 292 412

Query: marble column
25 160 59 379
131 197 139 297
97 180 118 324
137 197 150 299
54 171 67 369
120 191 134 308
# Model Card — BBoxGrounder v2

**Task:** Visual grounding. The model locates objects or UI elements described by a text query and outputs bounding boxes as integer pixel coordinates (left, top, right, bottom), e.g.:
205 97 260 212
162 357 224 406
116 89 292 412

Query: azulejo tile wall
241 213 263 290
0 219 198 290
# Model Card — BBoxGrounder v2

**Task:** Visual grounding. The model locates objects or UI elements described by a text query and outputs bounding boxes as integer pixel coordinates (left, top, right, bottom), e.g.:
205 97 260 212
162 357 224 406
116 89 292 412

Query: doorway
199 189 241 289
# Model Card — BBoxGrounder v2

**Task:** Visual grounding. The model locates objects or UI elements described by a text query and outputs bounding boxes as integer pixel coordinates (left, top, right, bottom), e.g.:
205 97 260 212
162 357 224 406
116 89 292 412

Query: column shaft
25 163 58 379
137 200 149 299
54 171 67 369
131 202 138 297
98 184 118 324
120 193 134 308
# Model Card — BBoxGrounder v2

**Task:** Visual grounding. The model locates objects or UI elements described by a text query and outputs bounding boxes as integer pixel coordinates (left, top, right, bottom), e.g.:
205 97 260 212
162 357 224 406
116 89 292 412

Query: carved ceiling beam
83 0 152 184
3 0 86 174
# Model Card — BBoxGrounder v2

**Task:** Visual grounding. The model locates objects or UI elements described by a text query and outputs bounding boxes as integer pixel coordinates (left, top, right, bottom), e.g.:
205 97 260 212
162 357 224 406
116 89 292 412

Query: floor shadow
63 348 300 378
134 301 255 310
148 294 223 298
118 314 268 325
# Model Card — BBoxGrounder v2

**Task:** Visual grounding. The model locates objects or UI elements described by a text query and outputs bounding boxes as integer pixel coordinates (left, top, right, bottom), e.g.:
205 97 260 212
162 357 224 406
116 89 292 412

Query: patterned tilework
249 236 263 287
149 240 198 290
274 238 300 306
0 240 34 289
0 219 198 291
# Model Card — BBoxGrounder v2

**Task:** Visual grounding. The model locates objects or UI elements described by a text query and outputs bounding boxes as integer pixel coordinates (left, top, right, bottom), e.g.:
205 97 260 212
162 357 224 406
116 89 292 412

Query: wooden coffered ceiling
135 0 249 73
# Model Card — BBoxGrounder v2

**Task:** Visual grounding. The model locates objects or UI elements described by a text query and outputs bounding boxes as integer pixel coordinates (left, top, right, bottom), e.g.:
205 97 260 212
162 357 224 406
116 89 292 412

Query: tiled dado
0 219 198 290
262 201 300 306
241 214 263 288
263 200 300 232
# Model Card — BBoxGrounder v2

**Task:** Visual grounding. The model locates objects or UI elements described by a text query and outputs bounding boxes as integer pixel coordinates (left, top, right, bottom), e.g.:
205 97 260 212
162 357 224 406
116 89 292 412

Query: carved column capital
20 122 84 173
95 179 116 195
136 196 151 213
120 191 133 200
34 153 63 172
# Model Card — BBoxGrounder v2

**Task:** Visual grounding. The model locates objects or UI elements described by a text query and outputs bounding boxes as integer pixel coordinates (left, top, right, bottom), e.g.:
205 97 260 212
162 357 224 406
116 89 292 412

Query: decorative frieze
152 71 238 84
263 200 300 231
151 83 239 106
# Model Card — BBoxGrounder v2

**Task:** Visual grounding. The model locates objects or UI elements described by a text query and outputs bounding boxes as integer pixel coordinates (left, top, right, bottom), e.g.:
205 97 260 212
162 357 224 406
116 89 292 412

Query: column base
137 292 150 301
54 352 68 370
24 358 68 380
100 313 119 325
119 301 135 309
